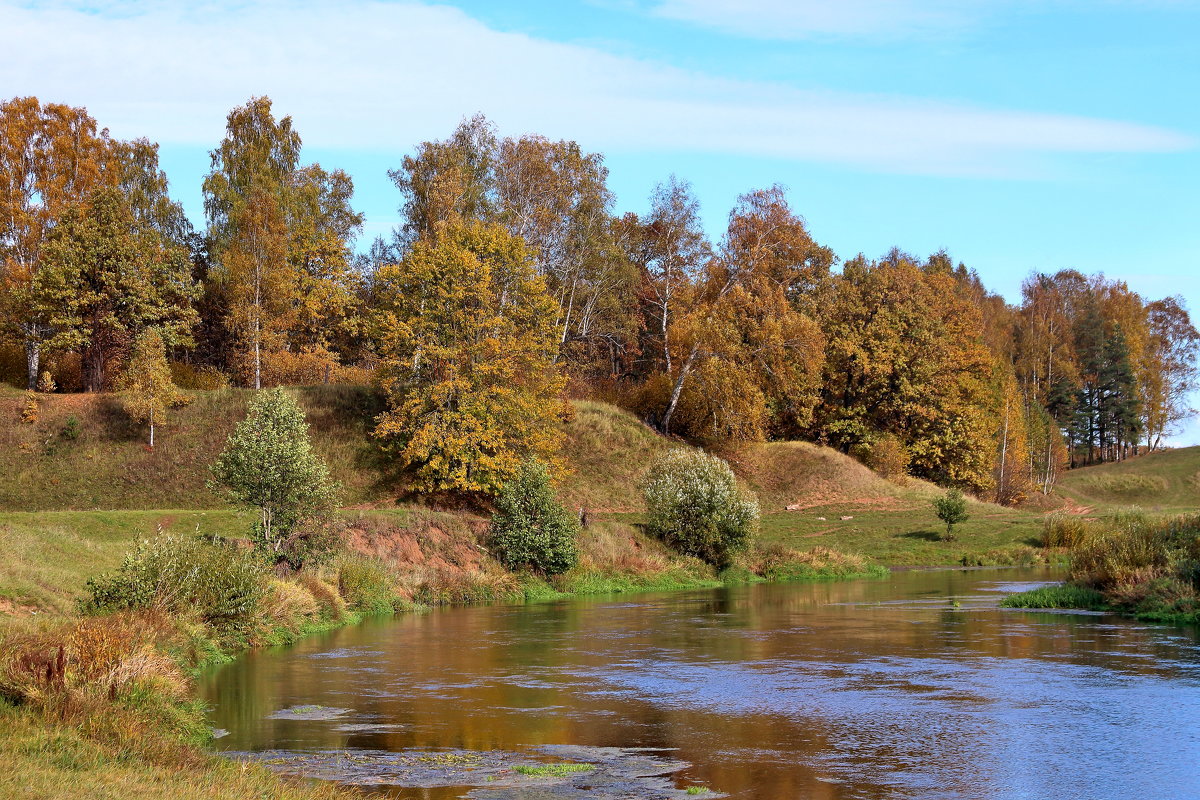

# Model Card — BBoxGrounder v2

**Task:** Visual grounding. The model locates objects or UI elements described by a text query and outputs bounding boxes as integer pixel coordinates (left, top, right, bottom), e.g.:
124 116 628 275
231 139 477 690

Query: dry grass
0 385 389 511
726 440 941 512
556 400 675 512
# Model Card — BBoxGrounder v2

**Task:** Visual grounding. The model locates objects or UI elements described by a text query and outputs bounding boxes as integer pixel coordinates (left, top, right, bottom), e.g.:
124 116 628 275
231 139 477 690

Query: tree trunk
661 343 699 434
149 407 155 449
24 338 40 391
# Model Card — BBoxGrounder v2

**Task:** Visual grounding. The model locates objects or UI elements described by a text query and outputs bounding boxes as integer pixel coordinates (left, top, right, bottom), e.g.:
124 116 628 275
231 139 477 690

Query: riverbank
1001 510 1200 626
0 504 889 800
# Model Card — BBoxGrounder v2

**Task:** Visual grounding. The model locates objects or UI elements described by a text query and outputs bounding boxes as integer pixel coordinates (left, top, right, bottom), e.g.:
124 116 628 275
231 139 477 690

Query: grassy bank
0 388 1065 799
1002 511 1200 625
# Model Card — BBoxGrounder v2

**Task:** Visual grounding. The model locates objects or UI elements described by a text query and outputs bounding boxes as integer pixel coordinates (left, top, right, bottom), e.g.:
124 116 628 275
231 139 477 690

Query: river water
199 568 1200 799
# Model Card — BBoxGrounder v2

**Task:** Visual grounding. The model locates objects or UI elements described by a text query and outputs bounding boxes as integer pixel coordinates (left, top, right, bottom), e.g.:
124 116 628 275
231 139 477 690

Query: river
198 568 1200 799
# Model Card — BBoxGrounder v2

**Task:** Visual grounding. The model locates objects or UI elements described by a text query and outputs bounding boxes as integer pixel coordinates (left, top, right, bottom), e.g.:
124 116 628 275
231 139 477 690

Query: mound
1057 446 1200 513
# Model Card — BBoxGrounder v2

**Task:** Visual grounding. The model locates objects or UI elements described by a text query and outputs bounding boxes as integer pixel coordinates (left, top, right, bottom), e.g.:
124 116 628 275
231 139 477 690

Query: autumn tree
494 134 637 375
632 177 711 376
1 97 112 387
203 97 362 386
721 185 834 314
992 367 1032 506
1141 297 1199 450
118 327 189 448
372 222 566 495
812 253 995 493
389 114 497 245
30 187 197 391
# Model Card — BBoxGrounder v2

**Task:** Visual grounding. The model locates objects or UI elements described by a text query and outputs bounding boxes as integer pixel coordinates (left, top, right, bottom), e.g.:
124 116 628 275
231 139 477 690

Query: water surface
200 568 1200 799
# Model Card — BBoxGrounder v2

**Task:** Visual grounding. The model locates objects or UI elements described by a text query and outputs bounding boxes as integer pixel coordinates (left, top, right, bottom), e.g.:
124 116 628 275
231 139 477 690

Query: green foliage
335 556 397 615
512 764 594 777
490 460 579 576
643 449 760 568
1001 584 1108 610
934 489 969 537
60 415 81 442
82 533 264 629
209 388 341 568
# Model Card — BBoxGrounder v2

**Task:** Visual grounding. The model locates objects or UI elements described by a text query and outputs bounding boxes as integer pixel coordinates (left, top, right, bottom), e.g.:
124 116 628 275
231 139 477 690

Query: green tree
372 222 566 496
209 388 341 568
934 489 969 539
118 328 189 448
490 460 579 576
31 187 197 391
642 449 759 569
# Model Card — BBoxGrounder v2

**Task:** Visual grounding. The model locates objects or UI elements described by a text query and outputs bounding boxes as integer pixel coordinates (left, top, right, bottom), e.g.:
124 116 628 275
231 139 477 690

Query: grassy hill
1 386 1051 613
1056 446 1200 514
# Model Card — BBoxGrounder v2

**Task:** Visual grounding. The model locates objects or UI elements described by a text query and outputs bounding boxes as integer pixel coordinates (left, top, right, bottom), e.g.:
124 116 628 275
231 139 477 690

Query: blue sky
4 0 1199 441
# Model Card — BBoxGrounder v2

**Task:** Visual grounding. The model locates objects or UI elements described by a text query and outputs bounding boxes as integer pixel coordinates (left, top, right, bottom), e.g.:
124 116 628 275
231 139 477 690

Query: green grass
1057 446 1200 514
686 787 712 795
513 763 595 777
754 503 1046 566
0 510 242 613
1001 584 1109 610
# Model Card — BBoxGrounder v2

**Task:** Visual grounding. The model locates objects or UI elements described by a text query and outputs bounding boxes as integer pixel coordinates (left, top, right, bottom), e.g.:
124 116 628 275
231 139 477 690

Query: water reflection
199 569 1200 799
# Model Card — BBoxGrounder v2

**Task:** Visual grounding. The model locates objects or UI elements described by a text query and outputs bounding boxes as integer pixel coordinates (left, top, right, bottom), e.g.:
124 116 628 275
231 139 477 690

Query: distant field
1056 446 1200 515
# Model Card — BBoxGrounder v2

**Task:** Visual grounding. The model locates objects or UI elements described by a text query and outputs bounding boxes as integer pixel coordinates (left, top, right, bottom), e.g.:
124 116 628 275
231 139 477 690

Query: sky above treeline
4 0 1199 443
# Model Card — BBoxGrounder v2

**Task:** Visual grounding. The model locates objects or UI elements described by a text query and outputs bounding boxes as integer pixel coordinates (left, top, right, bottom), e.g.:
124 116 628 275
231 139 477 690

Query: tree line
2 96 1197 504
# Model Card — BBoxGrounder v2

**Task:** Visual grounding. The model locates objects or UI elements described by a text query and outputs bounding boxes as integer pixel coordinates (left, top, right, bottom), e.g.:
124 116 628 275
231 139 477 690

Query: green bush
336 556 397 615
643 449 759 569
490 460 580 576
82 533 265 629
61 414 82 441
934 489 969 538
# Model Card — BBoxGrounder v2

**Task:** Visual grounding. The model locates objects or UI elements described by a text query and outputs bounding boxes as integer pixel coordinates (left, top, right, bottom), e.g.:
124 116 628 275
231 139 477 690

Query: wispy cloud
0 0 1191 177
647 0 983 40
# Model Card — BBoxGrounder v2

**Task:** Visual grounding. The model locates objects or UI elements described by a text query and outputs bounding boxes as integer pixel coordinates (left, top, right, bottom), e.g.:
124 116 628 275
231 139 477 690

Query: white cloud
0 0 1191 177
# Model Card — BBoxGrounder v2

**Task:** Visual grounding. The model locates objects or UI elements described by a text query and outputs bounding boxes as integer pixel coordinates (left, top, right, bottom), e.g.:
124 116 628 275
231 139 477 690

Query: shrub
61 414 82 441
20 391 38 423
934 489 969 539
82 533 265 630
36 370 56 393
209 388 341 569
490 460 580 576
643 449 759 569
336 556 397 615
169 361 230 391
1042 512 1091 548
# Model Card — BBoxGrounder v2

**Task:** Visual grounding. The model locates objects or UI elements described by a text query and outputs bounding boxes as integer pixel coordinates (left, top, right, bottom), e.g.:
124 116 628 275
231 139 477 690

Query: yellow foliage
373 222 566 495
